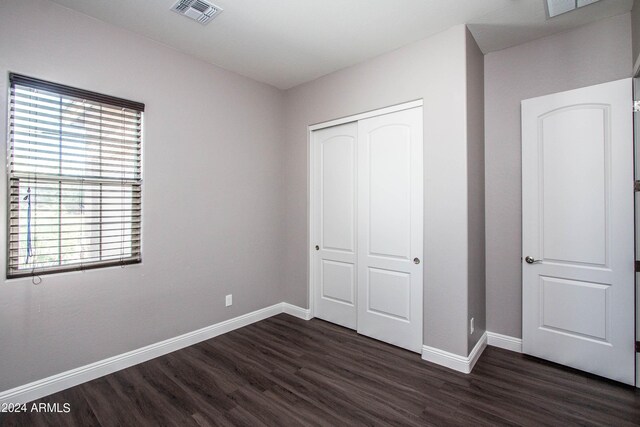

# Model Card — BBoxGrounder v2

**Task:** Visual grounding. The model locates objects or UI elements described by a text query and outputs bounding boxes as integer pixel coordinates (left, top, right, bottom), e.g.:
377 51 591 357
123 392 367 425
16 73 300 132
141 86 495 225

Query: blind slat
9 247 141 259
10 223 142 231
9 245 142 258
12 124 141 145
11 121 141 144
11 117 141 141
9 183 141 192
13 130 141 152
13 155 140 172
11 108 141 133
11 103 142 127
11 90 142 119
13 152 140 169
9 231 141 243
10 97 142 125
12 144 140 164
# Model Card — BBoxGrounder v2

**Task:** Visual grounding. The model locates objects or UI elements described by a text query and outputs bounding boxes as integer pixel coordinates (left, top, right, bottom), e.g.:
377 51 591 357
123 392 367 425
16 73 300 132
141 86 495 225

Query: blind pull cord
24 186 33 264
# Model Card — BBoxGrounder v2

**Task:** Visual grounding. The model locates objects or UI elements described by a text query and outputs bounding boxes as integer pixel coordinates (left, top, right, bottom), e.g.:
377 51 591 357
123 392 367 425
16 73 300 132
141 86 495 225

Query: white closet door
356 107 424 353
312 122 358 329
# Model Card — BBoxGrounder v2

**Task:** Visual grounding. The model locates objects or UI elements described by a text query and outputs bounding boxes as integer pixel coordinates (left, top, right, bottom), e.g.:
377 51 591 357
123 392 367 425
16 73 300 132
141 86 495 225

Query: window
7 74 144 278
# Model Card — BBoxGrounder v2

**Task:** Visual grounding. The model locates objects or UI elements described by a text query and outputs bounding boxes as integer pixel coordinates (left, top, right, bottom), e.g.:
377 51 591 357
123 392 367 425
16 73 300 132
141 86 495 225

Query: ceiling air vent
171 0 223 25
545 0 601 18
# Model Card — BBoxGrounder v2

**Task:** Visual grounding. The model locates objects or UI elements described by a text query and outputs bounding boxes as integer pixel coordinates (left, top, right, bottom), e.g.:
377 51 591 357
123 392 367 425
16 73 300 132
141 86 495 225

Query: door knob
525 256 541 264
414 257 421 264
315 245 319 251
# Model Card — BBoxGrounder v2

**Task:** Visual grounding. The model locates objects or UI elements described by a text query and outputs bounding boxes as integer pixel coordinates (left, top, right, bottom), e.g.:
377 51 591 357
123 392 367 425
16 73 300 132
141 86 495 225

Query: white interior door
312 122 358 329
356 107 423 353
522 78 635 385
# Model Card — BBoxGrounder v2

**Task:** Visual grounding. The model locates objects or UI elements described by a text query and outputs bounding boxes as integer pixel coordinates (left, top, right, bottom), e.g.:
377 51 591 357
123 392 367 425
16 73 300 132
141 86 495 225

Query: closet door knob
413 257 420 264
315 245 319 251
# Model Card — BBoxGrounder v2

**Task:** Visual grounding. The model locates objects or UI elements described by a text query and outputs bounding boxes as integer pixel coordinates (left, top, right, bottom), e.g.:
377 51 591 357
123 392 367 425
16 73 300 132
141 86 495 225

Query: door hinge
635 180 640 192
636 261 640 273
636 341 640 353
634 100 640 113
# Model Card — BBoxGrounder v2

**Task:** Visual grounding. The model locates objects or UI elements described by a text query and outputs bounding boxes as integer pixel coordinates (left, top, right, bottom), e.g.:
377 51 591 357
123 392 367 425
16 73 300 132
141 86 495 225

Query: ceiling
48 0 634 90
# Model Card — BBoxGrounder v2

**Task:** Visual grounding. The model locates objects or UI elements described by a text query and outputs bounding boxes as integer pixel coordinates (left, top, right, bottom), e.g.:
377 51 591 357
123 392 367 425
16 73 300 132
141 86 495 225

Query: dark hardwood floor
2 314 640 426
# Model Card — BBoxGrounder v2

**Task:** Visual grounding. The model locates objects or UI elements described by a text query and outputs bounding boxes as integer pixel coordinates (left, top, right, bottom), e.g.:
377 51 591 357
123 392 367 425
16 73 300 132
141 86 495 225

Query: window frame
6 73 145 279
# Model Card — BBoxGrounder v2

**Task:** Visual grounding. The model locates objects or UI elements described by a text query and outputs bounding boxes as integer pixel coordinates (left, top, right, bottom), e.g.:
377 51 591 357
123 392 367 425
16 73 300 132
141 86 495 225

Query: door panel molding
537 104 611 268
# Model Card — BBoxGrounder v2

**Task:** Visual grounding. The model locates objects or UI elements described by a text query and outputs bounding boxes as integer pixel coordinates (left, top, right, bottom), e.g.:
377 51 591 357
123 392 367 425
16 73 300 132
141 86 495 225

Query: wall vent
171 0 223 25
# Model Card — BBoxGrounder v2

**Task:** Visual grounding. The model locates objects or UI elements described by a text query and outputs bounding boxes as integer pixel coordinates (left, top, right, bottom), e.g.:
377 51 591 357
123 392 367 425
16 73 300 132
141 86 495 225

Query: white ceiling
48 0 634 89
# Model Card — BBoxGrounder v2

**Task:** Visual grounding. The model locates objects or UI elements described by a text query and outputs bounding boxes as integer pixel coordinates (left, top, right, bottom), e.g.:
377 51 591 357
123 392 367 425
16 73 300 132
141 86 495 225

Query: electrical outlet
225 294 232 307
470 317 474 335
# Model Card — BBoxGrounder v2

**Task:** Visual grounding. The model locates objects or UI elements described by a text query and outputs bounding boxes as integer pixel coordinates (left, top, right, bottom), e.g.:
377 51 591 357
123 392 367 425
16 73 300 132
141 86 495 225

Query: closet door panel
357 107 423 353
312 122 358 329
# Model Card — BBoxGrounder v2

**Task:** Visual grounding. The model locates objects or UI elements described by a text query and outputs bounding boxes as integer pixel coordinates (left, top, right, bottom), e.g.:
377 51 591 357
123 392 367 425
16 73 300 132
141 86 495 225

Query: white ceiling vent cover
545 0 601 18
171 0 223 25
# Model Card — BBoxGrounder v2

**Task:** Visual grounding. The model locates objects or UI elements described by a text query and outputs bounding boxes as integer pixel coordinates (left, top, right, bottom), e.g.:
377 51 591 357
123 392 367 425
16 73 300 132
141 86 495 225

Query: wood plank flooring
2 314 640 426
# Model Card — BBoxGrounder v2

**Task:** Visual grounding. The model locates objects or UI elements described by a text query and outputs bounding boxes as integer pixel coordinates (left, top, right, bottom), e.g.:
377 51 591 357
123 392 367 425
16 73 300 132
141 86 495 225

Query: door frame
307 98 423 320
634 74 640 388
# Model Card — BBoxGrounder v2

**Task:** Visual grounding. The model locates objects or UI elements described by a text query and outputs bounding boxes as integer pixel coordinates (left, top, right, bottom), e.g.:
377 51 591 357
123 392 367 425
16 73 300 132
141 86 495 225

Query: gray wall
484 13 632 338
466 28 486 352
633 0 640 73
0 0 286 391
283 25 480 357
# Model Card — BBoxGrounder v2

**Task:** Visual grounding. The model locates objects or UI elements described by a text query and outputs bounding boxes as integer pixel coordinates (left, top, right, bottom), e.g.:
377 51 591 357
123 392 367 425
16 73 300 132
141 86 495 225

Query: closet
310 104 424 353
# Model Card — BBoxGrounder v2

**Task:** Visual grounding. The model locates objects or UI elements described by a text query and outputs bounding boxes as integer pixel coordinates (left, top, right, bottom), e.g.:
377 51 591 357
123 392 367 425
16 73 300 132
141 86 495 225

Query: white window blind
7 74 144 278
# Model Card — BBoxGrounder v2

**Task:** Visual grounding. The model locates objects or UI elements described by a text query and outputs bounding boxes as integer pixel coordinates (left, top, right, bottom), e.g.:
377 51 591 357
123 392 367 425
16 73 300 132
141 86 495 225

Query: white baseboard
282 302 312 320
0 302 310 406
486 331 522 353
421 332 487 374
